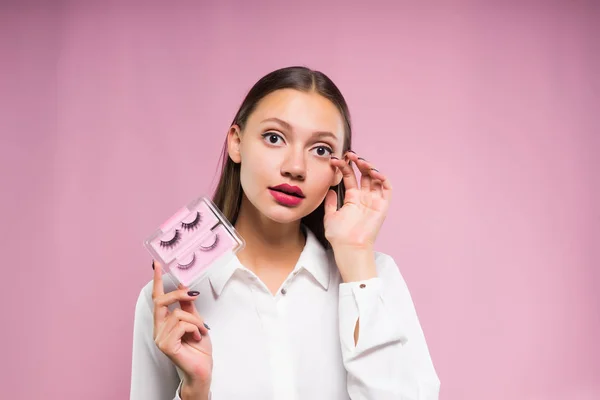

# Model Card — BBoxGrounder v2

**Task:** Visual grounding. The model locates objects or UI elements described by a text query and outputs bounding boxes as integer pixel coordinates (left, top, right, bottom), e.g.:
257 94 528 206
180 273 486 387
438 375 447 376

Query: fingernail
152 260 155 270
358 157 366 161
347 150 356 154
204 322 211 330
187 290 200 296
370 168 379 172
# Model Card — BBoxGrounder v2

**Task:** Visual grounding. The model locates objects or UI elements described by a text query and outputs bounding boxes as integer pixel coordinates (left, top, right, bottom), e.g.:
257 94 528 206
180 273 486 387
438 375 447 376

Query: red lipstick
268 183 305 207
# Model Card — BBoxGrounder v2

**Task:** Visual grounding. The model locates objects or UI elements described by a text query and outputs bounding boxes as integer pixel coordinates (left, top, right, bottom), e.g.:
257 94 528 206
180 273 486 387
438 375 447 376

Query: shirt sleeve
338 253 441 400
129 285 183 400
173 381 213 400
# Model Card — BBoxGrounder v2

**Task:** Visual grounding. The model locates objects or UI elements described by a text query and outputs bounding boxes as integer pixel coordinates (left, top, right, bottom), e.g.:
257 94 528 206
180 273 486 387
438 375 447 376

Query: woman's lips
268 189 304 207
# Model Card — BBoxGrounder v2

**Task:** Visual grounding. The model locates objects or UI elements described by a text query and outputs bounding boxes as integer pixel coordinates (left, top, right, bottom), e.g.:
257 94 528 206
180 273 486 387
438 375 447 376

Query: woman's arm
130 285 182 400
338 252 441 400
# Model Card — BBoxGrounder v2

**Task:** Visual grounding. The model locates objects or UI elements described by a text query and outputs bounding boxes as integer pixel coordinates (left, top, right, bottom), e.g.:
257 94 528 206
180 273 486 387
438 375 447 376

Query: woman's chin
261 204 310 224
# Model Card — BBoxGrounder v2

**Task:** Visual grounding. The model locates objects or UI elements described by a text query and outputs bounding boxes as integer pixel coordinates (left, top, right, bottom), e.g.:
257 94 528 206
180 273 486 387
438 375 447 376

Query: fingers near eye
361 173 371 192
333 156 358 191
347 154 376 193
370 177 383 196
369 168 392 201
354 157 373 191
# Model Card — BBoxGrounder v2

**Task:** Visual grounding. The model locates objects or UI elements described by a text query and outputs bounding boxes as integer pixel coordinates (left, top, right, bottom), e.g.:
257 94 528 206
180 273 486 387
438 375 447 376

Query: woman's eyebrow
261 117 292 130
260 117 338 141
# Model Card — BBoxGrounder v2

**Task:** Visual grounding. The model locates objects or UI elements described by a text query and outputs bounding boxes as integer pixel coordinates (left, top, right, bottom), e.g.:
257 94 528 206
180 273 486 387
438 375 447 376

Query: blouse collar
208 225 331 296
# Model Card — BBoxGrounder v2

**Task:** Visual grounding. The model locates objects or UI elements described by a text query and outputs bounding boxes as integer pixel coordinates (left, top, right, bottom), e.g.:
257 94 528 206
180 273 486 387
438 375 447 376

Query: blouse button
359 283 366 289
281 288 287 295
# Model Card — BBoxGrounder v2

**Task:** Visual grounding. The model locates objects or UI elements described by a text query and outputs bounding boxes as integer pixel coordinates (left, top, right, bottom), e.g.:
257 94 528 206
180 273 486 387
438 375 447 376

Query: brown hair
212 66 352 249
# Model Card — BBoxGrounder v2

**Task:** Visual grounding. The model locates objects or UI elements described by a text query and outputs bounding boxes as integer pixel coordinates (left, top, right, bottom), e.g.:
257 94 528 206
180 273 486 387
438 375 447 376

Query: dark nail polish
370 168 379 172
347 150 356 154
204 322 211 330
358 157 366 161
187 290 200 296
152 260 155 270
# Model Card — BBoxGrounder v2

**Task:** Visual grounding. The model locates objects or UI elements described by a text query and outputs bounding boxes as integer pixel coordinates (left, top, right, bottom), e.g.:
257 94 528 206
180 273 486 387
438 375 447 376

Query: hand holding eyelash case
144 196 245 288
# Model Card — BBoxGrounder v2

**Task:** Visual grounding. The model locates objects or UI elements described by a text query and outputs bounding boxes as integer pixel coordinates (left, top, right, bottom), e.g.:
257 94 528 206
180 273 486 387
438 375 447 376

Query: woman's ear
227 125 242 163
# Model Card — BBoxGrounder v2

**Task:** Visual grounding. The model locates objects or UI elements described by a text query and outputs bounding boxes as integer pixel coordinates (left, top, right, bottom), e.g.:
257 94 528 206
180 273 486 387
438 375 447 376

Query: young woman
130 66 440 400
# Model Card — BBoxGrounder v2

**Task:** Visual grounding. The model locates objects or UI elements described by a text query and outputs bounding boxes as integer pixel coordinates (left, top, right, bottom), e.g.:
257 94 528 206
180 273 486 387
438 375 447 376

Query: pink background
1 1 598 399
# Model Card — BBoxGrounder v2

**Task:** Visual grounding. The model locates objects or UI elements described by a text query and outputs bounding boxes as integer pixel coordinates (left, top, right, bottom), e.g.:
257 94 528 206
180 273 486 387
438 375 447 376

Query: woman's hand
325 150 392 248
324 151 393 281
152 261 213 397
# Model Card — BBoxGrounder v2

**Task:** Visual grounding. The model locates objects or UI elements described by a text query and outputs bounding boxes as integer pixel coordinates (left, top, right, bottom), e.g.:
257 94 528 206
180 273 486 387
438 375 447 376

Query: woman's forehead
249 89 345 137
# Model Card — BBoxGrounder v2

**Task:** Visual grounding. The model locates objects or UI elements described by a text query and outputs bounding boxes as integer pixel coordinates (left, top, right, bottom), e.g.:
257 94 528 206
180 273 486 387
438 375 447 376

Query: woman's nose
281 150 306 180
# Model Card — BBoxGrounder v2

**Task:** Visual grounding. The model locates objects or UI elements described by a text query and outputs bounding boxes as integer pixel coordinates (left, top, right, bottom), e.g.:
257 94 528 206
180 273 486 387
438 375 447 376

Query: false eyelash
181 211 201 231
159 230 181 249
176 254 196 270
199 233 219 251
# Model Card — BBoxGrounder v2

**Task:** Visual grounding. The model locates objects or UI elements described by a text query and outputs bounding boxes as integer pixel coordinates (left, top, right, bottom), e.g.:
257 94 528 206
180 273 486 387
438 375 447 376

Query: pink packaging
144 196 245 287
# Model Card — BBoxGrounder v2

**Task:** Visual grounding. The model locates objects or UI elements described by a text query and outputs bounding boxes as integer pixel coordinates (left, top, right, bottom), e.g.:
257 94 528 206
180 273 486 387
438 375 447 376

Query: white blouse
130 228 440 399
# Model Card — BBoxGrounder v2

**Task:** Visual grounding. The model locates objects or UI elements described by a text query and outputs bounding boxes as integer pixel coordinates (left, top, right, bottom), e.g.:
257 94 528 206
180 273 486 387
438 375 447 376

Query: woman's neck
233 195 306 273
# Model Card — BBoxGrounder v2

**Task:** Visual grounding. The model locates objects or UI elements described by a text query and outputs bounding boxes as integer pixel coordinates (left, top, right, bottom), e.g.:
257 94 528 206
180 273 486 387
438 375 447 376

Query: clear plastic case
144 196 245 287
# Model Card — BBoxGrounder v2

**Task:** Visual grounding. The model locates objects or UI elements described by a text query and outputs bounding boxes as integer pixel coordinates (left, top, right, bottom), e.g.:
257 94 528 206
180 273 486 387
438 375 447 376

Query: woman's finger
153 282 200 336
154 287 201 309
371 178 383 197
152 261 169 331
177 284 200 317
354 157 373 192
331 153 358 191
152 260 165 301
173 308 209 335
346 152 375 185
369 168 393 201
158 308 209 340
157 321 204 353
157 310 198 341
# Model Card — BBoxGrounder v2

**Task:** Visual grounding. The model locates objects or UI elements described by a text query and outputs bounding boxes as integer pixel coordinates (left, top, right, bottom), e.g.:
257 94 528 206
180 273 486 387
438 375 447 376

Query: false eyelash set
144 196 245 287
158 212 219 254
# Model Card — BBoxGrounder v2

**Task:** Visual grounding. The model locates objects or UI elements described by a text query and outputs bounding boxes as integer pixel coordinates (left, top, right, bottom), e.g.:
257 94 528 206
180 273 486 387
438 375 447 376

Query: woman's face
228 88 345 224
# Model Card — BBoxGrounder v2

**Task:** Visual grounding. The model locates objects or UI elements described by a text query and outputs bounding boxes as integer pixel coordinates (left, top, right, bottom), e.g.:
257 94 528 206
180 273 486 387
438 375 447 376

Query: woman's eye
262 132 284 145
312 146 333 157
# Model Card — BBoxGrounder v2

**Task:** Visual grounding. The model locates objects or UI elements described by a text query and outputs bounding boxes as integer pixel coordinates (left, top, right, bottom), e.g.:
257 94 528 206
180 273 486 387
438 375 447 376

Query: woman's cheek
313 163 336 195
240 160 262 194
